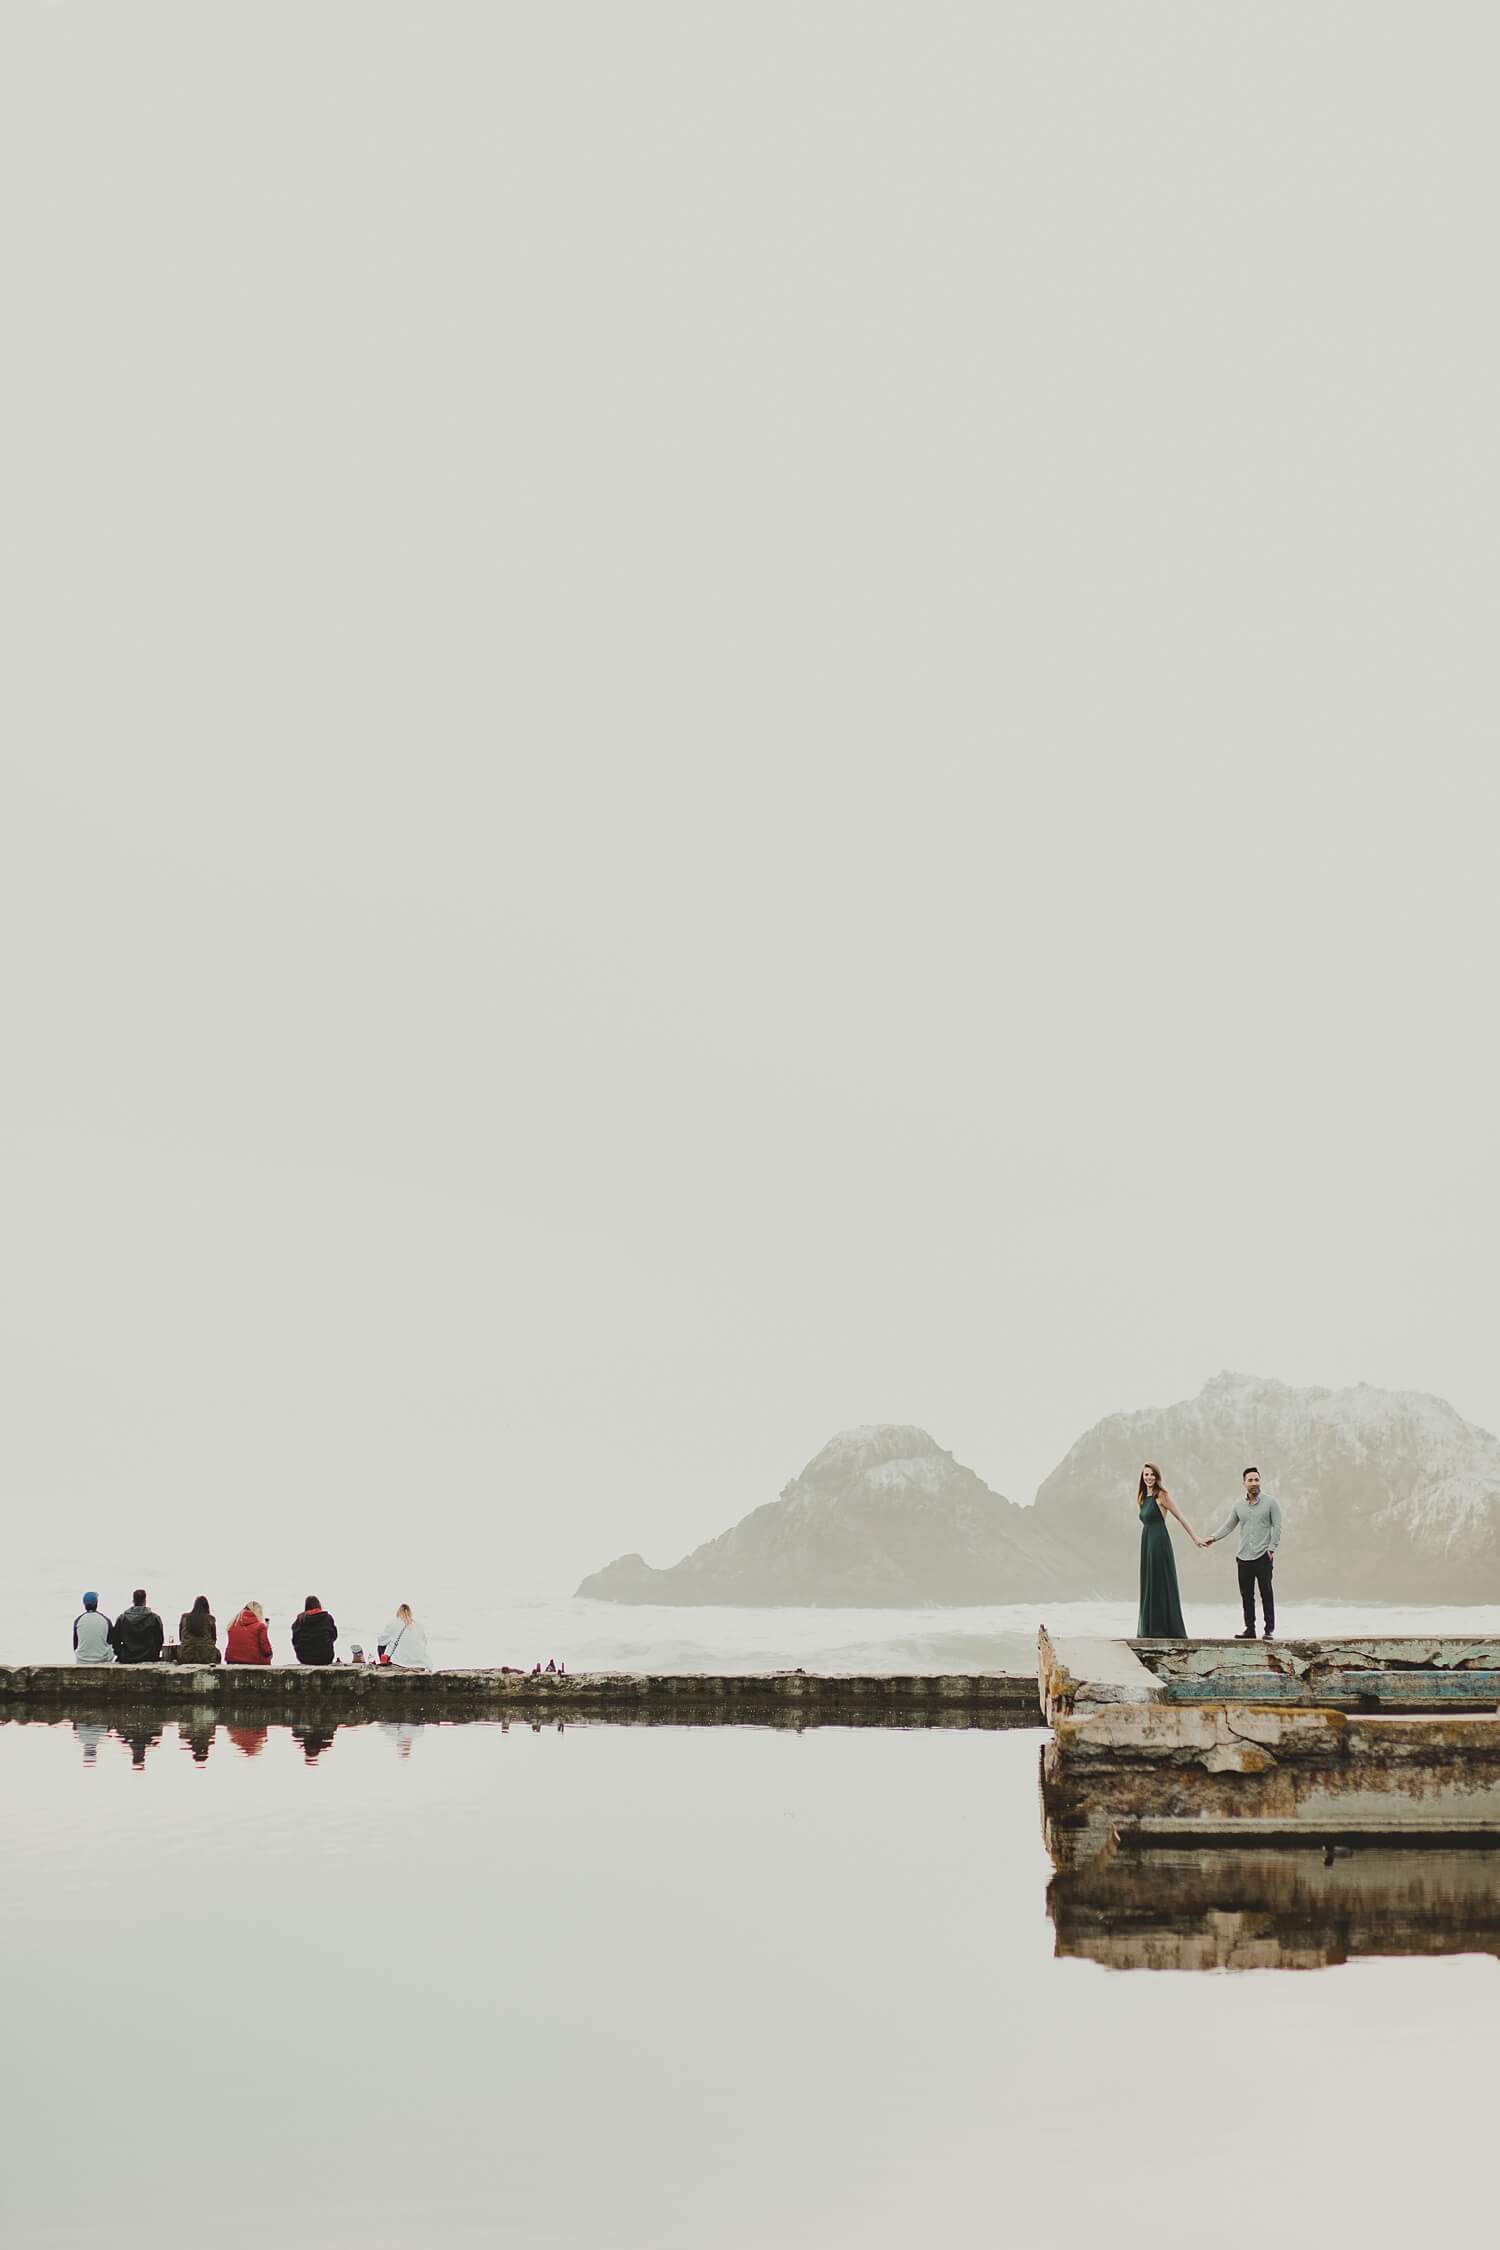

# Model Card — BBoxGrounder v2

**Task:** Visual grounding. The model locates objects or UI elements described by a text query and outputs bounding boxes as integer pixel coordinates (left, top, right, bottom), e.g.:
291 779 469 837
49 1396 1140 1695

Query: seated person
72 1592 115 1665
225 1602 273 1664
111 1589 165 1665
176 1595 221 1664
291 1595 338 1666
377 1604 431 1667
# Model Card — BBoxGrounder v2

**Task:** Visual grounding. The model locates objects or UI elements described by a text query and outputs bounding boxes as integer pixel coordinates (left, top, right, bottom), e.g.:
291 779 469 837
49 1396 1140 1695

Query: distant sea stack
1032 1370 1500 1602
577 1424 1095 1607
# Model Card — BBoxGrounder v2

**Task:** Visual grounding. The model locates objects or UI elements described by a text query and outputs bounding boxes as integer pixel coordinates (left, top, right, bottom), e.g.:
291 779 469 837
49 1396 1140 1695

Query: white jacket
73 1611 115 1664
379 1616 431 1667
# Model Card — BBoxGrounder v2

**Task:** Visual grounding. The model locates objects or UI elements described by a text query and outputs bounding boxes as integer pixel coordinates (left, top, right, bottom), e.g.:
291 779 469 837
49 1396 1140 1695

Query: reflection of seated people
291 1596 338 1667
180 1717 217 1764
73 1592 115 1664
381 1722 424 1759
227 1724 269 1759
292 1724 338 1765
74 1720 109 1766
114 1721 165 1771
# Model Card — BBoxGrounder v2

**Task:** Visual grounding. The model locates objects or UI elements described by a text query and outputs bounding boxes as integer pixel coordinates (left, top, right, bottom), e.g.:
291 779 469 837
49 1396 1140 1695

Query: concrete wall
0 1663 1041 1729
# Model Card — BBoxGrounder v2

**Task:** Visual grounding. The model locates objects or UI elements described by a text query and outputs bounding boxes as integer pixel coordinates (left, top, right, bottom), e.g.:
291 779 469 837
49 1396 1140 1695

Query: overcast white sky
3 6 1497 1594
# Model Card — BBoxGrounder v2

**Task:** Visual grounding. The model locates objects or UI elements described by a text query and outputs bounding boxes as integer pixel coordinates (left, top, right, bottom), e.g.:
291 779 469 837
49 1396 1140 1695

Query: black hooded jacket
111 1603 165 1664
291 1606 338 1666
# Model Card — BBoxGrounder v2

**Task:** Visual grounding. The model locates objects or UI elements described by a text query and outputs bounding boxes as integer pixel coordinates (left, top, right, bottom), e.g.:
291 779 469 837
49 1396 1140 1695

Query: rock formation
577 1423 1094 1607
1031 1370 1500 1601
581 1375 1500 1608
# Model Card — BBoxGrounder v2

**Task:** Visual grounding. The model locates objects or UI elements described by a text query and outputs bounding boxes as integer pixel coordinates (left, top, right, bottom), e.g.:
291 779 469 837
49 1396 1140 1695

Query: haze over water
12 1579 1500 1675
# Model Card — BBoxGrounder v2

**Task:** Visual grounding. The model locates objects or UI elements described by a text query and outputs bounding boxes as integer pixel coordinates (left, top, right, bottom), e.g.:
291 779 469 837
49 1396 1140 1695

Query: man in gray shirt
1203 1467 1282 1641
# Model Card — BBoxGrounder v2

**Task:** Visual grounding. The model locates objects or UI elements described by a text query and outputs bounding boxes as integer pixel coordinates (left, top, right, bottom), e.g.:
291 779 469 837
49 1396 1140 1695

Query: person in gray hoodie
72 1592 115 1664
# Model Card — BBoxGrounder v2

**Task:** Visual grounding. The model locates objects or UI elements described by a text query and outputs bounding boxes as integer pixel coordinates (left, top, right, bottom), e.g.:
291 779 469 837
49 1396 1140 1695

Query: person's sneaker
1234 1628 1257 1640
1262 1631 1275 1642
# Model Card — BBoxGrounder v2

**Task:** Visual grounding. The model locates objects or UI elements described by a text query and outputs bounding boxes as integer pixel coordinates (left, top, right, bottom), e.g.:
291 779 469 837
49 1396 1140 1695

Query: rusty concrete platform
1039 1628 1500 1726
1038 1628 1500 1966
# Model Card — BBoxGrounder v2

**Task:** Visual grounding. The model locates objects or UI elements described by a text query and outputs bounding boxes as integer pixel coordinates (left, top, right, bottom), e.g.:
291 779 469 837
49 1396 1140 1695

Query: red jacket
225 1607 273 1665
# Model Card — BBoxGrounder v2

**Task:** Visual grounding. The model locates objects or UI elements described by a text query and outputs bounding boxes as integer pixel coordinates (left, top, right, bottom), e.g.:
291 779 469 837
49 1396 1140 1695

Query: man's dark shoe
1235 1627 1257 1640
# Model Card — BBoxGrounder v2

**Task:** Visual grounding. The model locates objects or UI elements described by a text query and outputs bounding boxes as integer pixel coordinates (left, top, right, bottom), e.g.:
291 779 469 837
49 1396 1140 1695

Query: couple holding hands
1137 1462 1282 1640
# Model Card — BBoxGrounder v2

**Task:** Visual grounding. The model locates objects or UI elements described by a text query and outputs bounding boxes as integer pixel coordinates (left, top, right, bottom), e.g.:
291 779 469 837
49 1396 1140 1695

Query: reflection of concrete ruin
1049 1838 1500 1972
1039 1629 1500 1972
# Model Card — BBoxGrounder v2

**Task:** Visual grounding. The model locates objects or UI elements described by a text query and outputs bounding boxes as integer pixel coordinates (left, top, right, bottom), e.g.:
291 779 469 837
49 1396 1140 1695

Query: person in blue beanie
73 1592 115 1665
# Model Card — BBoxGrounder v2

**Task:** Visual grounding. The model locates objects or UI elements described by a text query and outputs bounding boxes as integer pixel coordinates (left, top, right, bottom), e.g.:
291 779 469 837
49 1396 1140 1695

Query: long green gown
1137 1490 1187 1637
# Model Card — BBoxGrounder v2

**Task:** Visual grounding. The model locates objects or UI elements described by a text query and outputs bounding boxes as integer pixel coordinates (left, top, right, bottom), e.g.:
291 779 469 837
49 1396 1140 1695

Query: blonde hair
246 1600 265 1622
396 1603 413 1625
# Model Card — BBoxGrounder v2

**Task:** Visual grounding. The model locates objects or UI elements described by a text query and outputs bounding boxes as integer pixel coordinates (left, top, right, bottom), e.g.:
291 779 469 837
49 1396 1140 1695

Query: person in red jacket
225 1600 273 1664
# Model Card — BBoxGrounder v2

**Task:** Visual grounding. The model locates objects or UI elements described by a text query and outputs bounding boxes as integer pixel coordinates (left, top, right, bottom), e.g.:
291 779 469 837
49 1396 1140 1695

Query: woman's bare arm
1158 1490 1204 1545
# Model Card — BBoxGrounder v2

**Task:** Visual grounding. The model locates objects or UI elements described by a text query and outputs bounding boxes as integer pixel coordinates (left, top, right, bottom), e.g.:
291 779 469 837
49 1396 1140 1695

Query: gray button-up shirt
1207 1493 1282 1561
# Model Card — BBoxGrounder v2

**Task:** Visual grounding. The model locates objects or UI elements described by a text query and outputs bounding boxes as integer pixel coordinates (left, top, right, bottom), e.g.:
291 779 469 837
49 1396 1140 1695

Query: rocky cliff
577 1424 1095 1607
580 1377 1500 1609
1031 1370 1500 1601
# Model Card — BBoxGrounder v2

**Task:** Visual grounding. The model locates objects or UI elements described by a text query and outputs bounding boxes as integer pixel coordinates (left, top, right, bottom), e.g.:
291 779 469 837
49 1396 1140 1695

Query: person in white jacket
73 1592 115 1664
377 1604 431 1667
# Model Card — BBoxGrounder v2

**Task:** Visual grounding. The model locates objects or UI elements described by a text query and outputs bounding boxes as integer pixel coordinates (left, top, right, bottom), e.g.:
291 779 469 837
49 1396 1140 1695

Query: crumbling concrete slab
1037 1628 1160 1724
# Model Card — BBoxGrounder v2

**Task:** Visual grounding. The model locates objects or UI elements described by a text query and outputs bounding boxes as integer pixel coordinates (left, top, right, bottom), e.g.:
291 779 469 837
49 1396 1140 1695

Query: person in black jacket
291 1595 338 1666
111 1589 165 1664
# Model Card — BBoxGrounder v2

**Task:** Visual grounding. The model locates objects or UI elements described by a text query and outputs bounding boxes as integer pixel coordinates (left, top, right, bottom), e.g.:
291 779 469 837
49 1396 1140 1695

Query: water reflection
115 1720 165 1771
1047 1839 1500 1971
180 1715 217 1765
228 1724 268 1759
1041 1746 1500 1972
73 1720 108 1767
380 1722 424 1759
292 1723 338 1766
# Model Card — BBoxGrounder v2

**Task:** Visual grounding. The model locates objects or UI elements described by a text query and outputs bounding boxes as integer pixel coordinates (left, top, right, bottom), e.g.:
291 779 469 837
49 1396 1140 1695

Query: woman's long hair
1136 1463 1170 1509
395 1603 413 1625
189 1594 211 1621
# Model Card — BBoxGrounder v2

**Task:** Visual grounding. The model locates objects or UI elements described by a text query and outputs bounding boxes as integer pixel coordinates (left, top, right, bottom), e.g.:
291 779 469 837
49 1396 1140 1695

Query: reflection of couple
1137 1462 1282 1640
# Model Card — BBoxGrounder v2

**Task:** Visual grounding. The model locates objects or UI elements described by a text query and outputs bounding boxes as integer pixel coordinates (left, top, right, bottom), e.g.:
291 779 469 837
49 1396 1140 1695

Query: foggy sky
4 5 1498 1596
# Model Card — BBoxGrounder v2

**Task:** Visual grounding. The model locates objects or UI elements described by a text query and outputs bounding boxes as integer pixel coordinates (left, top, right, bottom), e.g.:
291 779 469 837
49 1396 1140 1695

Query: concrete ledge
1111 1814 1500 1849
1037 1628 1159 1725
0 1664 1042 1730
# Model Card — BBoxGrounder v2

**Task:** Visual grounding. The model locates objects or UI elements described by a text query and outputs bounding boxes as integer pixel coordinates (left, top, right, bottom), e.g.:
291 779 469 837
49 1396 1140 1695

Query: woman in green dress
1136 1462 1200 1637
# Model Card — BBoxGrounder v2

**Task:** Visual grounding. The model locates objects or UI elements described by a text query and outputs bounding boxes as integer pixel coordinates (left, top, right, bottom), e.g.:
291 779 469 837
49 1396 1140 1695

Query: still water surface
1 1717 1493 2250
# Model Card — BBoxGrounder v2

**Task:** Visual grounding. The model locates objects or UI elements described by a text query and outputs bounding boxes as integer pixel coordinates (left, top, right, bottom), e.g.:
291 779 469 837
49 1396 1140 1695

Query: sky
3 5 1498 1598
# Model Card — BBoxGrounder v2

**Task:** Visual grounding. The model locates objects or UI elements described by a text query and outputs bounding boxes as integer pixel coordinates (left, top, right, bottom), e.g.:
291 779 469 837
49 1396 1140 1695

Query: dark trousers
1238 1553 1275 1633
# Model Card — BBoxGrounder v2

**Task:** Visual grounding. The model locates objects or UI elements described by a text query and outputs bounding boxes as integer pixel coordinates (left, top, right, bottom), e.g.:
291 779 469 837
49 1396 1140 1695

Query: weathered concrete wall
1041 1717 1500 1896
0 1663 1041 1730
1039 1632 1500 1962
1041 1630 1500 1719
1136 1635 1500 1709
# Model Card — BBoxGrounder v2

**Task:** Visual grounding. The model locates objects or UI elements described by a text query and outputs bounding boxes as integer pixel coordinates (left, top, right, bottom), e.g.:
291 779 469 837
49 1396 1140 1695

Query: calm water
2 1717 1494 2250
